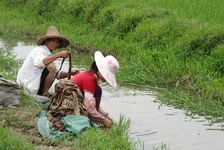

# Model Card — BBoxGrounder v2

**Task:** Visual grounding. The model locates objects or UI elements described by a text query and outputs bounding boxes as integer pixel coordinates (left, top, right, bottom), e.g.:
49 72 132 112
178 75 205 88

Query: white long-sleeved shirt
16 45 51 94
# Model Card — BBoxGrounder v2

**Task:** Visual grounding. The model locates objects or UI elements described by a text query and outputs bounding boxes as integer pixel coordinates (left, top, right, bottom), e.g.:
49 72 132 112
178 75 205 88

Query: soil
0 106 73 150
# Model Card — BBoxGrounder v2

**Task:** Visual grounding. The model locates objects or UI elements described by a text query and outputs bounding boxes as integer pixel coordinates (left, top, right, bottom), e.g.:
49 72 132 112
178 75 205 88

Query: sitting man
17 26 71 97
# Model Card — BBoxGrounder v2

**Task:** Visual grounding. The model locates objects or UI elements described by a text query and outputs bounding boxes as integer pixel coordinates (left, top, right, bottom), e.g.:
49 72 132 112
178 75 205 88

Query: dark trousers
37 68 49 95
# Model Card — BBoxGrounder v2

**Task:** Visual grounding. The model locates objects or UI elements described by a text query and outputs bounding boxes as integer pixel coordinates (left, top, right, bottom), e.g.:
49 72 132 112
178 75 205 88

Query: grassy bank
0 126 34 150
1 0 224 124
0 50 137 149
0 103 136 150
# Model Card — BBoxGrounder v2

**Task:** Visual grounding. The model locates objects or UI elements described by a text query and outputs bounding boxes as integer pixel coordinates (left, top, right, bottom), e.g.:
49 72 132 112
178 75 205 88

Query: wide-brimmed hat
94 51 119 87
37 26 70 48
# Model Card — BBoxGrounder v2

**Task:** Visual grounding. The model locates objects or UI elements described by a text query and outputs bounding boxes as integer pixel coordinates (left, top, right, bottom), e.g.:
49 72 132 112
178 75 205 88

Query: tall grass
149 0 224 24
73 116 137 150
0 49 21 80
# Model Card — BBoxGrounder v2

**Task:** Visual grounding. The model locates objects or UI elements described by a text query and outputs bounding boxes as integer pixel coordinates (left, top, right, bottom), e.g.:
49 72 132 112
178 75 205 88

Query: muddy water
1 38 224 150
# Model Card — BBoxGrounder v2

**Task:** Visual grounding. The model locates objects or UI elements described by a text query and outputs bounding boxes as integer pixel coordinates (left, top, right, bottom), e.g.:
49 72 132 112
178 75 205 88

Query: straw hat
37 26 70 48
94 51 119 87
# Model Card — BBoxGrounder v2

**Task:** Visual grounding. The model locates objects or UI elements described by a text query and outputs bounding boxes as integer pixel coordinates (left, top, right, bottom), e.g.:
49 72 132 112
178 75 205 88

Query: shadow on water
1 36 224 150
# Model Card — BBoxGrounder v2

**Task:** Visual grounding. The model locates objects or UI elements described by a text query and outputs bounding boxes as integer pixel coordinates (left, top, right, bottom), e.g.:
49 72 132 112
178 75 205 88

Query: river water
1 37 224 150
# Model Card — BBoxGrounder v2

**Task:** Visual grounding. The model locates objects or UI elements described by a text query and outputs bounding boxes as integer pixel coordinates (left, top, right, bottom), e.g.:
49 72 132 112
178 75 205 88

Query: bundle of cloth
0 77 20 107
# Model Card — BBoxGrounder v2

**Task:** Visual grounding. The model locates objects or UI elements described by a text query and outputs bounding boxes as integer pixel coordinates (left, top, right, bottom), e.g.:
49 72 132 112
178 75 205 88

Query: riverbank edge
1 0 224 131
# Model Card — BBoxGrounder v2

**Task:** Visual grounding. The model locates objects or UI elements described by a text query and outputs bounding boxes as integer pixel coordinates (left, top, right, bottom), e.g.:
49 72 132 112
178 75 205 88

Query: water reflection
1 37 224 150
102 86 224 150
0 36 34 55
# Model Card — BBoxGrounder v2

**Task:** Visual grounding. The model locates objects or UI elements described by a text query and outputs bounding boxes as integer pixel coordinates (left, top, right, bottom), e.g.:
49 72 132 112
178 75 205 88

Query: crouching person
71 51 120 127
17 26 71 97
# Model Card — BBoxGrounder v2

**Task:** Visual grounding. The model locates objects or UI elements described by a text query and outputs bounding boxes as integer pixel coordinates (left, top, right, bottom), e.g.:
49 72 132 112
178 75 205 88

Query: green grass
150 0 224 24
72 116 136 150
2 0 224 148
0 49 136 149
0 126 34 150
0 49 21 80
0 93 137 149
1 0 224 130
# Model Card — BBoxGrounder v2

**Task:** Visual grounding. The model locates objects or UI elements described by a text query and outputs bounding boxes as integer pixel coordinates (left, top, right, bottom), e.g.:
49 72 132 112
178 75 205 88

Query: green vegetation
0 90 136 149
1 0 224 148
1 0 224 120
0 49 21 80
150 0 224 24
73 116 135 149
0 126 34 150
1 42 136 149
0 42 137 149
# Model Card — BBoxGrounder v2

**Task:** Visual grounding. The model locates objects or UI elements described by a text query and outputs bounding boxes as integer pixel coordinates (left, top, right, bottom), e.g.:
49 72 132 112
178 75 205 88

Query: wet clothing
47 79 85 131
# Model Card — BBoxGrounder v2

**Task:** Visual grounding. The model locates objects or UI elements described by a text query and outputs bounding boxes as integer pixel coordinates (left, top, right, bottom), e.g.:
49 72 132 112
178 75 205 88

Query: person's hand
103 118 113 128
107 116 114 122
58 50 70 58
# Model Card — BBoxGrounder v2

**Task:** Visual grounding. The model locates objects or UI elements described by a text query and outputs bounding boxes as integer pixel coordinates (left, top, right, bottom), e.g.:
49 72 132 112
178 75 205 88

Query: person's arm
43 51 70 66
59 69 80 79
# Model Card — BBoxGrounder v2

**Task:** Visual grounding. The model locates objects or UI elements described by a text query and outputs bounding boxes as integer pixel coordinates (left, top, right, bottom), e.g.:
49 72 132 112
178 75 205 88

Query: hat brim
94 51 117 88
37 35 70 48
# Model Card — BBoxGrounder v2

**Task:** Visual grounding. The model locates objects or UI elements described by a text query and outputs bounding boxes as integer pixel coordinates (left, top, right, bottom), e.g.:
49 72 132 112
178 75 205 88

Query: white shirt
16 45 51 94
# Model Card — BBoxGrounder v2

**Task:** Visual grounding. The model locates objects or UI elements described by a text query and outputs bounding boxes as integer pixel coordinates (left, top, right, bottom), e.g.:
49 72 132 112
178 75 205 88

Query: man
17 26 71 96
